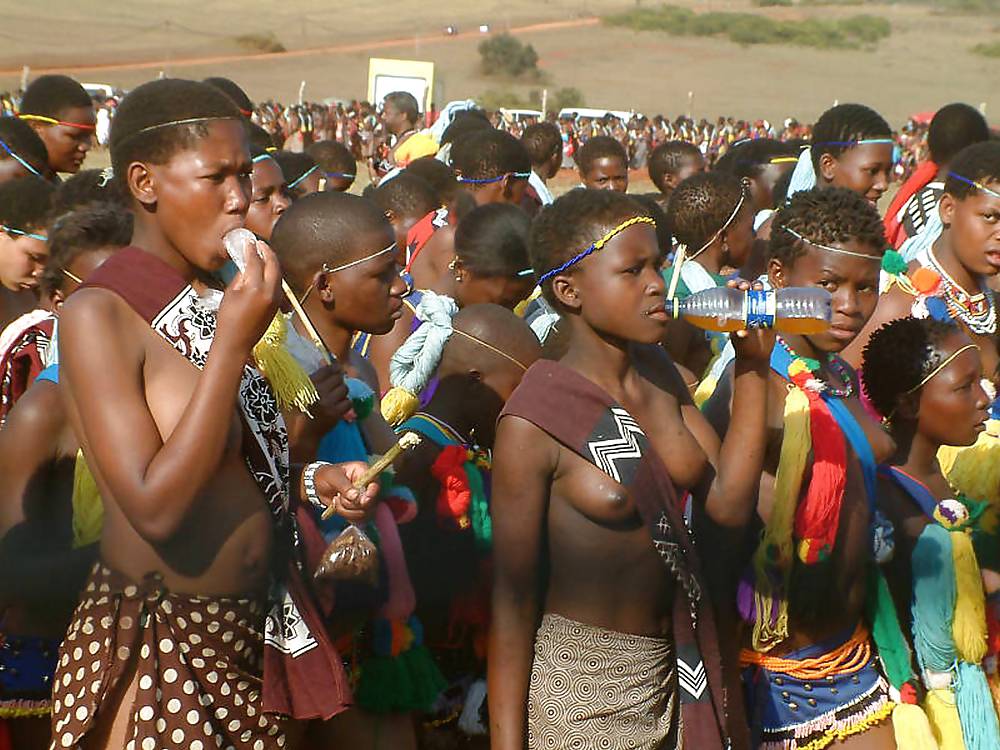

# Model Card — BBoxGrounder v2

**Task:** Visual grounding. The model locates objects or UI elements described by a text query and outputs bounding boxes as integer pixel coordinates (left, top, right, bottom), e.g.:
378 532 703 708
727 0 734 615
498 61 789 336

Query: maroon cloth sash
501 357 731 749
83 246 350 720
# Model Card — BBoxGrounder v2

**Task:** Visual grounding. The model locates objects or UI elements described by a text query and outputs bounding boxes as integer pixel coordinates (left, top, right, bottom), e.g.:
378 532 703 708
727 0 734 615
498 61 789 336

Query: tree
478 33 540 78
552 87 585 110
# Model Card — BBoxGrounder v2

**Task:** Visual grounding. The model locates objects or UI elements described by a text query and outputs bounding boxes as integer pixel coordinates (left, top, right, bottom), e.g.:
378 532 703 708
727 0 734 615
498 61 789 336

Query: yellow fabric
394 132 438 166
252 313 319 415
794 700 895 750
380 387 420 427
72 451 103 548
751 379 811 652
890 702 939 750
951 530 988 663
939 422 1000 507
924 688 965 750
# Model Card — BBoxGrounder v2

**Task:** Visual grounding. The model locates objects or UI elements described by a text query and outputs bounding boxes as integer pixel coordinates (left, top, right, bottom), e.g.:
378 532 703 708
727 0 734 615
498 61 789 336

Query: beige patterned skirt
527 613 679 750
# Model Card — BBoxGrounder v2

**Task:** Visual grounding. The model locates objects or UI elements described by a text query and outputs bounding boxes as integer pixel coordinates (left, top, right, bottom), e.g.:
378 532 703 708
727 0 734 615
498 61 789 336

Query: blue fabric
34 363 58 384
0 635 61 704
878 466 938 520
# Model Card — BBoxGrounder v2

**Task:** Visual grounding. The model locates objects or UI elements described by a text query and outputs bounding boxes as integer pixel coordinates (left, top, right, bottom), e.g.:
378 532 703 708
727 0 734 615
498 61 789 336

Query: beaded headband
0 137 42 177
19 113 96 132
537 215 657 284
813 138 894 148
324 171 356 179
456 171 531 185
781 225 882 261
62 267 84 284
906 344 980 394
298 241 398 303
114 116 240 147
288 164 319 189
769 156 800 165
949 173 1000 201
451 328 528 371
1 224 46 242
251 153 274 164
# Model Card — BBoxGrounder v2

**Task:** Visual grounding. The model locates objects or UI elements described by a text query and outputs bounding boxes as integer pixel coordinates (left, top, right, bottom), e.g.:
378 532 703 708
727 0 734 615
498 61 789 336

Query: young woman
489 188 772 750
863 317 1000 748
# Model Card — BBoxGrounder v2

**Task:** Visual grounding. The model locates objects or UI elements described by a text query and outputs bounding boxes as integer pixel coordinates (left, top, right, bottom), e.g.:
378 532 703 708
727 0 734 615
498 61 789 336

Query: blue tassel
955 661 1000 749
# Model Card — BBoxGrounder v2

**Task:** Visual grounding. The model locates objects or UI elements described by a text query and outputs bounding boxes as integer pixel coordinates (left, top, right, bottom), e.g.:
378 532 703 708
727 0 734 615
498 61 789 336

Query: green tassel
882 249 908 276
465 463 492 552
866 565 916 690
356 644 447 714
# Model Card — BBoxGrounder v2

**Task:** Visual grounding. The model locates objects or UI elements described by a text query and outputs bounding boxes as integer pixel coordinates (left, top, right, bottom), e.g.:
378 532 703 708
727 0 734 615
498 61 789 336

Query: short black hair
631 193 673 259
714 138 799 179
521 122 561 167
666 172 745 249
372 173 438 221
530 188 651 305
19 75 91 118
0 175 55 232
247 122 277 152
451 129 530 183
928 103 989 166
306 140 355 175
202 77 253 115
810 103 892 171
405 156 459 204
440 109 491 147
944 141 1000 200
648 140 701 191
862 317 961 420
454 203 530 278
52 168 126 214
109 78 244 193
769 186 886 267
273 151 317 188
576 136 627 175
0 116 49 175
270 191 392 294
384 91 420 125
40 203 132 294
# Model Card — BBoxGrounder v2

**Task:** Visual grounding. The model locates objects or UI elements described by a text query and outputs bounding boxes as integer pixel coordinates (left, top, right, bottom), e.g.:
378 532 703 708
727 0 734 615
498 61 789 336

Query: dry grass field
1 1 997 126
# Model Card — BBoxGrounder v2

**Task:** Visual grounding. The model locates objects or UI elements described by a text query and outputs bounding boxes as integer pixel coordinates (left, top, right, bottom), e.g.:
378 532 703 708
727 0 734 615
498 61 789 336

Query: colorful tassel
955 660 1000 749
72 451 103 548
939 425 1000 507
924 687 966 750
431 445 473 530
252 313 319 414
951 530 988 663
380 386 420 427
912 525 958 672
890 702 938 750
465 460 492 551
750 383 810 651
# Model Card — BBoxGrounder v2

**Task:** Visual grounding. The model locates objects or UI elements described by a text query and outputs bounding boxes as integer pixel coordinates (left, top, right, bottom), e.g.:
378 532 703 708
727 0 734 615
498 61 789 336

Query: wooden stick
320 432 423 520
281 279 334 365
666 245 687 302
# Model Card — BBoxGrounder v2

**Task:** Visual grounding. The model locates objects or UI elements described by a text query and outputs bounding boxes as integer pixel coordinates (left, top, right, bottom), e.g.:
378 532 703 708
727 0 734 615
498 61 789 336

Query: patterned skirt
527 613 678 750
49 563 289 750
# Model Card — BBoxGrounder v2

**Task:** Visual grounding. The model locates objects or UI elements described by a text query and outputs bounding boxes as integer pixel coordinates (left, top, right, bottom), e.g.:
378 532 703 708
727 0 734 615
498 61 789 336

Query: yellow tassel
693 373 718 408
752 385 810 652
252 313 320 415
939 423 1000 507
951 530 988 663
891 702 939 750
380 386 420 427
72 451 103 549
924 688 965 750
513 286 541 318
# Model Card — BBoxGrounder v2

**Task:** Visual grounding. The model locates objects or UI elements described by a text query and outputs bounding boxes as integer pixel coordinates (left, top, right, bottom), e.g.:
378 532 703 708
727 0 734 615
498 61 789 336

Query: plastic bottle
668 287 832 334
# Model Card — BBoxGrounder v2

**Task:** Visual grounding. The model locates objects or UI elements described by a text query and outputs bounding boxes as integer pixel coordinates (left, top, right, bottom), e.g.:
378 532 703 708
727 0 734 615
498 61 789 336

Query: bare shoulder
495 414 559 477
59 287 141 352
5 380 64 437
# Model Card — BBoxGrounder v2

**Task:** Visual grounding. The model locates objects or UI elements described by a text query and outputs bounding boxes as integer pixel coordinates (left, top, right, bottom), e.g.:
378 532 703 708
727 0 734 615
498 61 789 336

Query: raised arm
59 243 281 544
489 415 555 750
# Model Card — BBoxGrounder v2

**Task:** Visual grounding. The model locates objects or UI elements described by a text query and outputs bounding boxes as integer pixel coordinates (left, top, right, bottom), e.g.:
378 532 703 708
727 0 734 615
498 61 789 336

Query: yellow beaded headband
906 344 980 394
537 215 656 284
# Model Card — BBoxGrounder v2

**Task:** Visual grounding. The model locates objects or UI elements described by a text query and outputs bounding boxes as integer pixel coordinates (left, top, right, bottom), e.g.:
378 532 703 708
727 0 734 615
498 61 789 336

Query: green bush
972 40 1000 56
478 34 540 78
754 0 793 6
603 5 891 49
552 87 586 110
234 32 285 53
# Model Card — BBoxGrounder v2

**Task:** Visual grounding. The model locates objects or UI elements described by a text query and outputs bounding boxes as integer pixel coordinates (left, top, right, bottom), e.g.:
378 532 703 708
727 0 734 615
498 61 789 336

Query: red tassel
431 445 472 529
793 389 847 564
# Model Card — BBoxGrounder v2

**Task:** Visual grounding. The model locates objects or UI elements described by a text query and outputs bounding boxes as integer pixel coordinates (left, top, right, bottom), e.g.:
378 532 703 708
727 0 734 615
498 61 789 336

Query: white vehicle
82 83 115 101
558 107 638 123
499 108 542 124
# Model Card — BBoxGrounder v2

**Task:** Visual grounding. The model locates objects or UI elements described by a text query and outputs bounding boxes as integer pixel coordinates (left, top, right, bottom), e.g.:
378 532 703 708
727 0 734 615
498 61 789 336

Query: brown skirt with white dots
48 563 289 750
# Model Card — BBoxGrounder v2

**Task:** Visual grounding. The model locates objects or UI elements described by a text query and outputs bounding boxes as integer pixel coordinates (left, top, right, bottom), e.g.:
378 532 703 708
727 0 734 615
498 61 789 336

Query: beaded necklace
927 247 997 336
776 336 854 399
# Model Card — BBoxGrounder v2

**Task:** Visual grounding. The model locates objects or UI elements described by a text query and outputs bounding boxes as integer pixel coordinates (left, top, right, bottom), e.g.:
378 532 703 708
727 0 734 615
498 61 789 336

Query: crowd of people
0 70 998 750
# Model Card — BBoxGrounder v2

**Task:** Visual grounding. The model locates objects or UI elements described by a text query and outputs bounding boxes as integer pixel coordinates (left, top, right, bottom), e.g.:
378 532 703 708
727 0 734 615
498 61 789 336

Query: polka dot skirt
49 564 288 749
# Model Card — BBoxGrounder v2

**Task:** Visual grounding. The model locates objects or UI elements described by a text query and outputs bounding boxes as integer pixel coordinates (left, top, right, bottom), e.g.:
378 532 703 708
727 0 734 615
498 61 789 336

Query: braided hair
810 103 891 171
666 171 744 249
944 141 1000 200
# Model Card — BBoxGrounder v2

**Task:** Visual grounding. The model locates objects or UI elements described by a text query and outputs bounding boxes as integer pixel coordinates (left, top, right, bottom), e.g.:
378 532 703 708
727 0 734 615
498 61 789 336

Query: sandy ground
1 1 998 125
